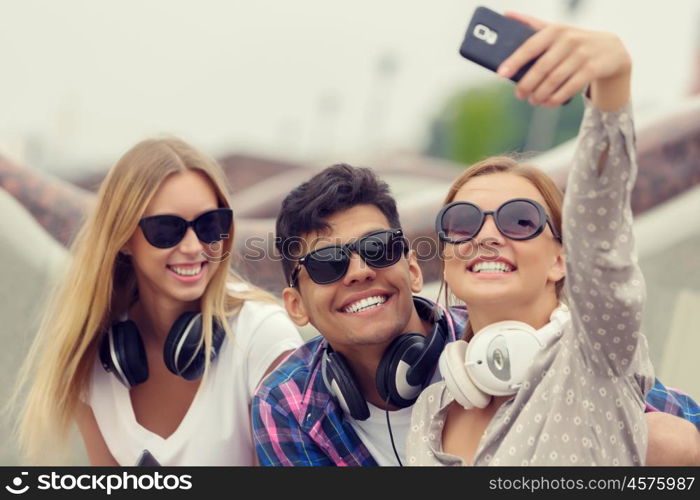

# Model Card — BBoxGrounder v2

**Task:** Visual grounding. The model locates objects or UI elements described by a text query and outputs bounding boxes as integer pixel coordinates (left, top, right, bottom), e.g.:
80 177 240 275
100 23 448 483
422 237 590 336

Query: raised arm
497 12 631 111
564 98 649 378
499 14 650 378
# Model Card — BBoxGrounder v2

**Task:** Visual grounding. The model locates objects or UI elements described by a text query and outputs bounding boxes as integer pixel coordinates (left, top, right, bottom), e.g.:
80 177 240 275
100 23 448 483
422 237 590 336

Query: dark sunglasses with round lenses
289 229 408 287
138 208 233 249
436 198 561 244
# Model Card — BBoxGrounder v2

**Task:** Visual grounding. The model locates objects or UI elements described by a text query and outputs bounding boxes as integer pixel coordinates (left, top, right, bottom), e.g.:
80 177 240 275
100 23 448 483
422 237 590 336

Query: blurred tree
426 81 584 165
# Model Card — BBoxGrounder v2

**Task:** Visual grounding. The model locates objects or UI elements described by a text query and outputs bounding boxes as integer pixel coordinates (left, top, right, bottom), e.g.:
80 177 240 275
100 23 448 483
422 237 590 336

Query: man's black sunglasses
436 198 561 244
138 208 233 249
289 229 408 287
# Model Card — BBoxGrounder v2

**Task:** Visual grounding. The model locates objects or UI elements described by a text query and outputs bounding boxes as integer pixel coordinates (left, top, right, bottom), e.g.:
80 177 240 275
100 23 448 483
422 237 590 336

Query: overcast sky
1 0 698 173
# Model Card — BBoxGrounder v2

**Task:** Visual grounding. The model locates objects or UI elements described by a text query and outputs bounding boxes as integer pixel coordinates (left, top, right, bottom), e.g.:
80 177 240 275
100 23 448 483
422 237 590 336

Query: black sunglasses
138 208 233 249
289 229 408 287
436 198 561 244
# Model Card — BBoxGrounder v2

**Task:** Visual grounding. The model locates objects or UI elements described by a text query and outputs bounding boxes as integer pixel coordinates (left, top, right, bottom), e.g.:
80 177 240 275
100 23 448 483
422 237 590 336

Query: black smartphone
459 6 537 82
135 449 161 467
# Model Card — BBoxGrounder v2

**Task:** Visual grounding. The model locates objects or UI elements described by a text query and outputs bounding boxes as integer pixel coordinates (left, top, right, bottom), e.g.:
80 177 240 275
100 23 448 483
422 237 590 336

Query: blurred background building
1 0 699 464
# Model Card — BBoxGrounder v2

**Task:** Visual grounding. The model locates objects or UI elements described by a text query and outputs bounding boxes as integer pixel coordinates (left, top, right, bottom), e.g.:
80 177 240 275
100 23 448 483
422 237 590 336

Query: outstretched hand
497 12 632 111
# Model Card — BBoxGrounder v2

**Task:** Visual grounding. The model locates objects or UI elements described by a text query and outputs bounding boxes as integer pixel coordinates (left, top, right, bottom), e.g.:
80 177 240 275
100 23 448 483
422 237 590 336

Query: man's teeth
343 295 387 314
471 261 513 273
170 264 203 276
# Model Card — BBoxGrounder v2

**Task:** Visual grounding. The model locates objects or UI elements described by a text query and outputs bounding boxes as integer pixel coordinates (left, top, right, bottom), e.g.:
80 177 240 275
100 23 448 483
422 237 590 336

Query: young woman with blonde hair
14 137 302 465
407 13 669 465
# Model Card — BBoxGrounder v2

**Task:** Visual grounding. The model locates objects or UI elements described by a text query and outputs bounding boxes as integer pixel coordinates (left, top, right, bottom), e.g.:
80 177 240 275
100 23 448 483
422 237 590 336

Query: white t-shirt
88 300 302 466
349 370 441 466
349 403 412 466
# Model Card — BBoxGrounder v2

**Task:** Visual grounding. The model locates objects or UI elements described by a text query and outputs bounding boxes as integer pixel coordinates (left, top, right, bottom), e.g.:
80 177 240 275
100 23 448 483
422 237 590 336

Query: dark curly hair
275 163 401 283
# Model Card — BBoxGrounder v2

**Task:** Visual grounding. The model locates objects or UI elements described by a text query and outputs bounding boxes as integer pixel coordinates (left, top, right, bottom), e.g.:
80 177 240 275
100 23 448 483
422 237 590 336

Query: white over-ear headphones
439 304 570 409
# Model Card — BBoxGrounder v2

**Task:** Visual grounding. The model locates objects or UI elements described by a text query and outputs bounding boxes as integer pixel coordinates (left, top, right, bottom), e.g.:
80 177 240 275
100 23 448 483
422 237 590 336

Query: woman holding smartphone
407 13 659 465
14 138 302 465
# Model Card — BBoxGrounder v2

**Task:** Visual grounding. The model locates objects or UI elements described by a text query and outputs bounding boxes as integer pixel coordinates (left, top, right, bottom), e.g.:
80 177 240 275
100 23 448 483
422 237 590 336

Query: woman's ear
120 241 132 256
547 247 566 284
404 249 423 294
282 287 310 327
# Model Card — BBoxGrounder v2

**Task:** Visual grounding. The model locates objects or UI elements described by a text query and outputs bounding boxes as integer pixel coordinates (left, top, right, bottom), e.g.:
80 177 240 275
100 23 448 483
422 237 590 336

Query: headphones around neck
439 304 570 409
99 311 226 388
321 296 449 421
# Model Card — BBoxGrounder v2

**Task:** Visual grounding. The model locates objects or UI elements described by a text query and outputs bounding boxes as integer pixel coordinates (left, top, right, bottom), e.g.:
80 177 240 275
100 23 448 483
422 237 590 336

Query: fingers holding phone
498 11 632 110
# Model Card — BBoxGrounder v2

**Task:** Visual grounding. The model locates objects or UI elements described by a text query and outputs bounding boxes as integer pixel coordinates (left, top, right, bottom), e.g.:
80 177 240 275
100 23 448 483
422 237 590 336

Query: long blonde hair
13 137 275 462
438 155 565 340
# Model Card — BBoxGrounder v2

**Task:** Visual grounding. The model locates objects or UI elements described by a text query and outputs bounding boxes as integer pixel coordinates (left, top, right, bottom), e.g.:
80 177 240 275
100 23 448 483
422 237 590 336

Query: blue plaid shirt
646 382 700 428
251 301 699 466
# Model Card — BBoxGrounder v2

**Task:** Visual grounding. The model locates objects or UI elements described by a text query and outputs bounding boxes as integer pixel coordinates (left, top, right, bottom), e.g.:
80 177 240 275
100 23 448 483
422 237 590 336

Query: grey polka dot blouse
406 98 655 466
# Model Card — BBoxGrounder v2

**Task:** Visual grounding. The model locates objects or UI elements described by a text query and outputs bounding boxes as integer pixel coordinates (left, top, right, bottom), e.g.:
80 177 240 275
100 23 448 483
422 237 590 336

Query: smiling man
251 164 700 466
250 164 463 466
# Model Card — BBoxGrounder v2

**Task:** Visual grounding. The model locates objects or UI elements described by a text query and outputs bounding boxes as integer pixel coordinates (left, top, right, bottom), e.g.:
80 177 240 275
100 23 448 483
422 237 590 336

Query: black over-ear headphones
99 311 226 388
321 296 449 420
